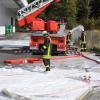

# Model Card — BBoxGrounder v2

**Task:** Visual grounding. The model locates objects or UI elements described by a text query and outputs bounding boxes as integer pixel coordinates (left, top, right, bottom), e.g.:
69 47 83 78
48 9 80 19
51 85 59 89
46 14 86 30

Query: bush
67 17 77 29
88 18 96 29
95 18 100 30
79 18 100 30
79 18 93 29
92 46 100 53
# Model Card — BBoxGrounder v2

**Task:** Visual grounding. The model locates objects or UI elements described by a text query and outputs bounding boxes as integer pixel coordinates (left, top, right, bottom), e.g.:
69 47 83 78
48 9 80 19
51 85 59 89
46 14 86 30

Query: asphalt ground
0 51 100 100
0 33 100 100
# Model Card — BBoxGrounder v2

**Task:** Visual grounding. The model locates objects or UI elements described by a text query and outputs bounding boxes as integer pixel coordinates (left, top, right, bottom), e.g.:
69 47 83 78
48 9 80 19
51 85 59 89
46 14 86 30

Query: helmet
42 31 49 37
69 30 72 34
42 31 47 34
69 30 72 33
82 29 84 32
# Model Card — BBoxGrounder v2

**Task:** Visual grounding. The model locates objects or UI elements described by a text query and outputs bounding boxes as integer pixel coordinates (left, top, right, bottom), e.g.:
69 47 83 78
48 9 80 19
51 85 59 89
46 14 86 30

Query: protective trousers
42 37 51 71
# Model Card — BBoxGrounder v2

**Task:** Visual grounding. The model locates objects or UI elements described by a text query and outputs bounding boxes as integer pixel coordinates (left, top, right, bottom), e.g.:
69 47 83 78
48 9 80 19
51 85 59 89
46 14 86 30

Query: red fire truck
17 0 68 54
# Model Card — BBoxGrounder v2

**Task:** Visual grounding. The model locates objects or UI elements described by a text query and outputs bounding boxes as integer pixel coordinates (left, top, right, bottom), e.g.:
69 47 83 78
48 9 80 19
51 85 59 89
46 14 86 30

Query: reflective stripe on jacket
42 37 51 59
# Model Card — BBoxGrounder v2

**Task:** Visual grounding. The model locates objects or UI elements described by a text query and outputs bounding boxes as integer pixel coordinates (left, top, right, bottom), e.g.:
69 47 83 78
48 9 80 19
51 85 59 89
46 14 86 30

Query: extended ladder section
17 0 54 20
17 0 55 26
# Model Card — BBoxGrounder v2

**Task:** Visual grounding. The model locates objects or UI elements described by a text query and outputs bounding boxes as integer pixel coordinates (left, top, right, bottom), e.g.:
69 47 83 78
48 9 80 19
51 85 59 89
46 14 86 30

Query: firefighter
80 29 86 51
42 31 52 71
67 31 72 48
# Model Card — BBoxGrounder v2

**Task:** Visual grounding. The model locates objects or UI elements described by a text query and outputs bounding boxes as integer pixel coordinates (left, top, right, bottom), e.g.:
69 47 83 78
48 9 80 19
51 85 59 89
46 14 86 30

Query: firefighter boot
46 66 50 71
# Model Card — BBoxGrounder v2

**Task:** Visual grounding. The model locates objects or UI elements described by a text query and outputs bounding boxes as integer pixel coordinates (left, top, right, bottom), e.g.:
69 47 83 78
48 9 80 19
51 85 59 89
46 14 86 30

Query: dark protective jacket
81 32 86 44
42 37 52 59
67 33 72 45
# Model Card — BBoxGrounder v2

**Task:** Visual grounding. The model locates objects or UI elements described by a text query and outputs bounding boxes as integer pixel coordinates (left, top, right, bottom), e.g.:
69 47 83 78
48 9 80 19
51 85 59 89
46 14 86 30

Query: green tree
77 0 93 29
77 0 92 20
44 2 64 21
91 0 100 18
66 0 78 29
26 0 100 30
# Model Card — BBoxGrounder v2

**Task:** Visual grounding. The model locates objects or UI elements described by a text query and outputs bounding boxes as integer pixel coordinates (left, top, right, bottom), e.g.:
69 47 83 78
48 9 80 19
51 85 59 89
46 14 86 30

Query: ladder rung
17 0 54 20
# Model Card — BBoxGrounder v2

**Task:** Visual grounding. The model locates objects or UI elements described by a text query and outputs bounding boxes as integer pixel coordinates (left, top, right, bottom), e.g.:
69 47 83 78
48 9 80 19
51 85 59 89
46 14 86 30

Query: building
0 0 28 35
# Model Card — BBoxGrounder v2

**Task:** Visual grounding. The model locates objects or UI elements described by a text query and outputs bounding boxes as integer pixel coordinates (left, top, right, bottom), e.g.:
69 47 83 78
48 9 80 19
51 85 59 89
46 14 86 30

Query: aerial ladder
17 0 60 27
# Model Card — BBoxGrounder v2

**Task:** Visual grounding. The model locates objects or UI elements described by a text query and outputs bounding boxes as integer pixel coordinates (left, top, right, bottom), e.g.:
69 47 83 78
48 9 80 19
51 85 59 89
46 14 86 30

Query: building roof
0 0 19 12
0 0 28 12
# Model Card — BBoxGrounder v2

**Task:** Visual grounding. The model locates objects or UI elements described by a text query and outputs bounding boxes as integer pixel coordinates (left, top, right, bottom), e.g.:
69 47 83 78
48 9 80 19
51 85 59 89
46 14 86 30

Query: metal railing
17 0 54 20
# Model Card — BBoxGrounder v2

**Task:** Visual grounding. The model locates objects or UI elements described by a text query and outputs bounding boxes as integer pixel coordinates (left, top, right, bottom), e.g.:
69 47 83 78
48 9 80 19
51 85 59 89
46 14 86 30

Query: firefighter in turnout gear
42 31 52 71
67 31 72 48
80 29 86 51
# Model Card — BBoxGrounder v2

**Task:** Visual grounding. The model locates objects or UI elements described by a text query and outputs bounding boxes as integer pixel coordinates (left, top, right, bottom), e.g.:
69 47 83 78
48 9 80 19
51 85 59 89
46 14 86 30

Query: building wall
0 0 28 35
0 2 18 35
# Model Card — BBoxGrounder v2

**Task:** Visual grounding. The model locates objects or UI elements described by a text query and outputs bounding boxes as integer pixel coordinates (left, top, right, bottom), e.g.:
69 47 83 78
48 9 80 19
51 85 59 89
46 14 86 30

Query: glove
43 45 47 49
